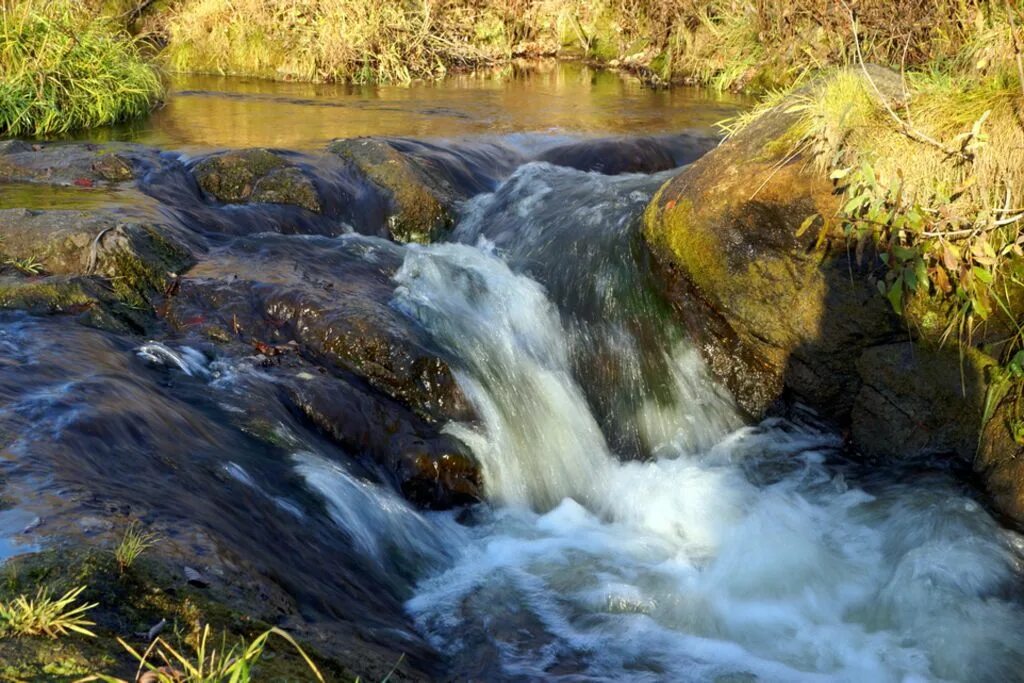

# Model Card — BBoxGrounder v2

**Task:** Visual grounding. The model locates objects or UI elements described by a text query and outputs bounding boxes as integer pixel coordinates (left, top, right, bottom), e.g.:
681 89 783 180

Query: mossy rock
328 138 452 243
643 66 908 421
0 547 355 682
0 275 147 332
193 149 322 213
0 209 194 310
977 392 1024 525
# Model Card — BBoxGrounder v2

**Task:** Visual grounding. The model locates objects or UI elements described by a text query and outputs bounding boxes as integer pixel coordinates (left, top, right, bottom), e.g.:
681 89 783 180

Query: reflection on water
0 182 149 210
73 61 747 151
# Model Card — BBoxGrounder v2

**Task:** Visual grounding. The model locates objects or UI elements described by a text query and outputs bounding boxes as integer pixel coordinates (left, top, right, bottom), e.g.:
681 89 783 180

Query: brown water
73 61 746 150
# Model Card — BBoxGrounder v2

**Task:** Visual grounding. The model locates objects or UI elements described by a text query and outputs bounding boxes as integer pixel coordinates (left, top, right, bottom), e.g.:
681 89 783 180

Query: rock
250 166 321 212
977 393 1024 523
0 142 157 185
183 565 209 587
642 66 906 421
641 64 1024 519
192 149 322 213
328 137 453 243
0 209 194 308
288 374 481 508
160 234 480 508
537 133 714 175
851 343 993 460
164 234 470 424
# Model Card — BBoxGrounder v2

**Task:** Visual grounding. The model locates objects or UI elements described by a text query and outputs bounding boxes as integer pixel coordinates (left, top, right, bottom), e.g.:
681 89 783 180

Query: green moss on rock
0 547 354 682
328 138 451 243
193 149 288 203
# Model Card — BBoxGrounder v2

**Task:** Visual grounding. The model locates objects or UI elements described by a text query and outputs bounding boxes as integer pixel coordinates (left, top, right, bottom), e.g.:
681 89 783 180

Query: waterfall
387 165 1024 682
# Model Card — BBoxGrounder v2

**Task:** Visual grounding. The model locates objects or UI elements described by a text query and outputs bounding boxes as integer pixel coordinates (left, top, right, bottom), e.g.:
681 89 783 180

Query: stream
2 63 1023 682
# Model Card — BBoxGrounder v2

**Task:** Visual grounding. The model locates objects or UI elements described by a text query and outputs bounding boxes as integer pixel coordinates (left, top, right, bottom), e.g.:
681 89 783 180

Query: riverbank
4 1 1021 136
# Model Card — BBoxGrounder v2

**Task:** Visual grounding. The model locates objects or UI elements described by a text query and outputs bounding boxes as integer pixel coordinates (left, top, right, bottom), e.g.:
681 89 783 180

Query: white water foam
390 241 1024 682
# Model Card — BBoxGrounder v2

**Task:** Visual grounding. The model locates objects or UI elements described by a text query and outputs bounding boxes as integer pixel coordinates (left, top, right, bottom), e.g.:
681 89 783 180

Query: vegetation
155 0 1019 89
0 585 97 639
720 1 1024 434
0 548 355 681
84 624 325 683
114 521 159 574
0 0 164 136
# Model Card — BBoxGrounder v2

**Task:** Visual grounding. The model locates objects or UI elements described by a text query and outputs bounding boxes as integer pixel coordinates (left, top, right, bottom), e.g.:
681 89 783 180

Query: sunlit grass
0 585 97 638
114 521 160 574
0 0 163 136
81 624 325 683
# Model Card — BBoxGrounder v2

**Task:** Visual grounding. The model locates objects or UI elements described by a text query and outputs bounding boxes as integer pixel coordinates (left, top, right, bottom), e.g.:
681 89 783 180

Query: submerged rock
537 133 715 175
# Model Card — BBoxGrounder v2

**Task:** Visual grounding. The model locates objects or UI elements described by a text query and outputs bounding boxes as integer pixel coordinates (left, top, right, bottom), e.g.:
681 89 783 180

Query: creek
1 63 1022 682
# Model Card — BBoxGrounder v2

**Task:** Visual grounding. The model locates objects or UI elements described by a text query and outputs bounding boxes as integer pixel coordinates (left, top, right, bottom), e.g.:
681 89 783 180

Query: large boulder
642 66 999 475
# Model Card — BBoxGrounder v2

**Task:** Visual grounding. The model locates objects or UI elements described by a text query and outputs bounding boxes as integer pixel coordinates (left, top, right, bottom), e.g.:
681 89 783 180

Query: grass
82 624 326 683
712 2 1024 428
114 521 159 574
0 585 97 638
0 0 164 136
154 0 1024 90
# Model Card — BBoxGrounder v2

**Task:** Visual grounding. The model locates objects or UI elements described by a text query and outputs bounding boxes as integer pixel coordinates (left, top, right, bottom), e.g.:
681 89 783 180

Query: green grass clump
0 585 97 638
114 521 160 574
0 0 163 136
81 624 325 683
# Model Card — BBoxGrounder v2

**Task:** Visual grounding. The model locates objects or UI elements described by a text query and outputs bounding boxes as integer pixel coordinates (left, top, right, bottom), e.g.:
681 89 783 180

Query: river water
3 64 1024 681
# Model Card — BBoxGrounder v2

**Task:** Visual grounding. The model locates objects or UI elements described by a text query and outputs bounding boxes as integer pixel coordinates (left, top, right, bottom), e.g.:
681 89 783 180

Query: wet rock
642 66 905 421
537 133 714 175
0 141 157 185
328 138 452 243
288 374 481 508
977 394 1024 524
183 565 209 587
164 234 471 424
0 209 194 308
0 275 146 332
192 149 322 213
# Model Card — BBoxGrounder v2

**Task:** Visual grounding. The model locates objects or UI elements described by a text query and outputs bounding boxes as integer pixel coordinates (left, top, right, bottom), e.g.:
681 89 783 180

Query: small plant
114 521 160 574
0 585 97 638
5 256 45 276
82 624 325 682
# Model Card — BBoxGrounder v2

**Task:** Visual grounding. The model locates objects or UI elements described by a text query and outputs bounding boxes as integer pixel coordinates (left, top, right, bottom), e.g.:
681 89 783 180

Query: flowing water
3 64 1024 681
